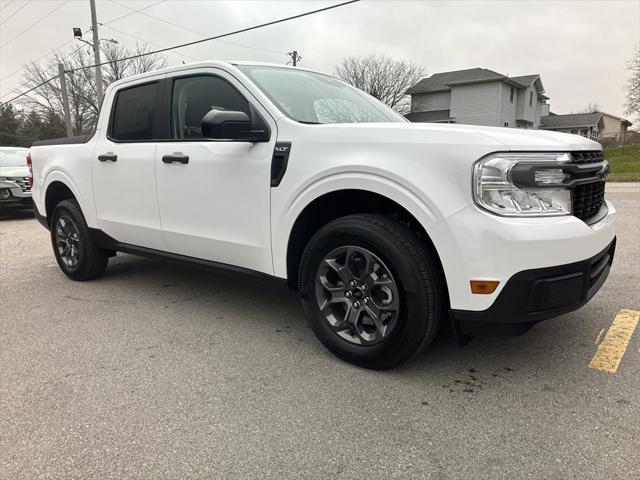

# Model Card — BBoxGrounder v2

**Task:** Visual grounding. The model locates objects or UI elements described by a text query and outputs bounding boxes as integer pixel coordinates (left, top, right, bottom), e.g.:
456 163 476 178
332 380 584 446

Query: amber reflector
470 280 500 294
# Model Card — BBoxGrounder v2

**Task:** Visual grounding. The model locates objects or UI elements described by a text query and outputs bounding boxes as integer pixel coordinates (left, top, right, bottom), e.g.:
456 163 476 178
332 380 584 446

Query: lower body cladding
452 238 615 335
431 201 617 336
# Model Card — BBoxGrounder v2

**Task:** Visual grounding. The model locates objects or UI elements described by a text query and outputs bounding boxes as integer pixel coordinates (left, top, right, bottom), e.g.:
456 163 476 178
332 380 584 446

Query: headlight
473 152 572 217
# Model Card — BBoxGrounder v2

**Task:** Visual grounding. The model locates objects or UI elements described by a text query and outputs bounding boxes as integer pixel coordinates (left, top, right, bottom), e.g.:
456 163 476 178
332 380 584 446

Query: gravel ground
1 186 638 479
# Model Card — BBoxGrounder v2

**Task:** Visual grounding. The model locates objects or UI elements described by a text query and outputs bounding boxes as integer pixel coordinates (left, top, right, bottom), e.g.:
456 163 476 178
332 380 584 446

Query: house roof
510 74 539 87
597 111 632 126
407 68 545 95
406 68 505 94
405 110 452 122
540 112 603 129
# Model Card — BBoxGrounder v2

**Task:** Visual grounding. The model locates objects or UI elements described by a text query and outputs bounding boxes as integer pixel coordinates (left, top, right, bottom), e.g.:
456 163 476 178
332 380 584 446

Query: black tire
51 199 109 281
298 214 444 370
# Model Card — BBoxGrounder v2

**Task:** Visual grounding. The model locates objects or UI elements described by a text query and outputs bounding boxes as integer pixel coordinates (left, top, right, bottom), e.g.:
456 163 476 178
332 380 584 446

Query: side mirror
201 109 269 142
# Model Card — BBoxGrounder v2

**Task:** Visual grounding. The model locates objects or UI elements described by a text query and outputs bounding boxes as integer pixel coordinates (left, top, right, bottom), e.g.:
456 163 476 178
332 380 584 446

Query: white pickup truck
30 61 616 369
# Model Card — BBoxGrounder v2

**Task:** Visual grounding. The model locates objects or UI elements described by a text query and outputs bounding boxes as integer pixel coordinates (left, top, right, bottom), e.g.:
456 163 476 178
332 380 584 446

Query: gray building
540 111 632 141
406 68 549 129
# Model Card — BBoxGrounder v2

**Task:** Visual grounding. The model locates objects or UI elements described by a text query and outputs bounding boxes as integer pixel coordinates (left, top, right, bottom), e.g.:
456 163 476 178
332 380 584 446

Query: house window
504 122 509 127
529 91 533 107
510 87 514 103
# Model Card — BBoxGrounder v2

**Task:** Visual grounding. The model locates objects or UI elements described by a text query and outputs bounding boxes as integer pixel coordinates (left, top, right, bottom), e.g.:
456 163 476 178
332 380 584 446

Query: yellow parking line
588 309 640 374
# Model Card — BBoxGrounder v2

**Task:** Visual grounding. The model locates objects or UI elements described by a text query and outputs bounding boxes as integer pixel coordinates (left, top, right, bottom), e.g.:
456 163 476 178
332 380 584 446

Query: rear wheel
51 199 109 280
299 214 444 369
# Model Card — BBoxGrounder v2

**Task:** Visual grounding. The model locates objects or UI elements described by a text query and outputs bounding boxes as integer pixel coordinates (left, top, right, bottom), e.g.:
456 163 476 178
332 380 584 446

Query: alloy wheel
54 215 81 269
315 245 400 345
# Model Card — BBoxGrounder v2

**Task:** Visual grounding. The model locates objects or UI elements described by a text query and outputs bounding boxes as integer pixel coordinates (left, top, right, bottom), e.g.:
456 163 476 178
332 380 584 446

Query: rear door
154 68 276 273
93 76 166 250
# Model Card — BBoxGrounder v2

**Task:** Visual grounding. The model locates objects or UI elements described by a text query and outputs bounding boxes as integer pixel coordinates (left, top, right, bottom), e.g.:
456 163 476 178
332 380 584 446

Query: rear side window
110 82 158 141
171 75 249 139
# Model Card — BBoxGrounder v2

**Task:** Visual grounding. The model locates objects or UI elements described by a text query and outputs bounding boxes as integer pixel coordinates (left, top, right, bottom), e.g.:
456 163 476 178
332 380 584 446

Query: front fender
271 170 458 279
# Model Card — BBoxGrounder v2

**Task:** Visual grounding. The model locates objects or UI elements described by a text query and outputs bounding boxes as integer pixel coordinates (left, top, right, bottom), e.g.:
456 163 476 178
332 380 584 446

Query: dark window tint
529 91 533 107
171 76 249 139
110 82 158 141
510 87 514 103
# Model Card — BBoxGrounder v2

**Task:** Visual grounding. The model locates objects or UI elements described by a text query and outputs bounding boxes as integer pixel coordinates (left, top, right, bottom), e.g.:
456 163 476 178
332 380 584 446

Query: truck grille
573 181 605 221
569 152 607 224
570 151 604 165
7 177 31 192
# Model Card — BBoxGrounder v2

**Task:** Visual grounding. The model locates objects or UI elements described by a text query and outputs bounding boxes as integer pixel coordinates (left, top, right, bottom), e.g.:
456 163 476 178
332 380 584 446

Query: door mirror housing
201 108 269 142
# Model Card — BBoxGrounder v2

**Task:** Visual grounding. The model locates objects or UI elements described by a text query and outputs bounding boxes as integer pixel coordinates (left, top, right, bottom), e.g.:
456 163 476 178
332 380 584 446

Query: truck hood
284 121 601 152
0 165 29 177
435 123 601 151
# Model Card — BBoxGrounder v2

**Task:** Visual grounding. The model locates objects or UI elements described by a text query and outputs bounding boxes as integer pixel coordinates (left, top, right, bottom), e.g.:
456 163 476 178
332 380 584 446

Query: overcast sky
1 0 638 118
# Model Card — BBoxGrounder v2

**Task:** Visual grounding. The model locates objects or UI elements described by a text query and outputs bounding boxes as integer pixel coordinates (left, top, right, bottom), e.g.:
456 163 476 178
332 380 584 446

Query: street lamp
72 27 118 47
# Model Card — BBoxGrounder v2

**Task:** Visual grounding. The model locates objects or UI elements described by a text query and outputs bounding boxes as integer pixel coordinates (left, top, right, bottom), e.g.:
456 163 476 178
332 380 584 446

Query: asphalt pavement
1 184 638 479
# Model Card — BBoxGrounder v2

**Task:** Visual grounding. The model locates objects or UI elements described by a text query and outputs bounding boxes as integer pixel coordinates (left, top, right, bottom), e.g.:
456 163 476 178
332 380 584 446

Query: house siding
411 91 451 112
450 81 502 126
499 83 517 127
600 114 629 139
516 84 543 127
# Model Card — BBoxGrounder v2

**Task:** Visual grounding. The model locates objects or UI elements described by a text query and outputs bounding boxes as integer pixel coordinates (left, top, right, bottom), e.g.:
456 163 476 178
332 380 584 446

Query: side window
171 76 250 139
110 82 158 141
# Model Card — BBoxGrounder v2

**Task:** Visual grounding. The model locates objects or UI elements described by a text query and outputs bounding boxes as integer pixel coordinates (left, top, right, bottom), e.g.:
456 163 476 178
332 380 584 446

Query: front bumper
0 181 32 207
451 238 615 335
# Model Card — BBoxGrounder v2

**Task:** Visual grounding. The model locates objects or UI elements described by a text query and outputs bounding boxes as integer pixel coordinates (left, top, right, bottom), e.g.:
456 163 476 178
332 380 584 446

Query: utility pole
89 0 104 107
287 50 301 67
58 63 73 137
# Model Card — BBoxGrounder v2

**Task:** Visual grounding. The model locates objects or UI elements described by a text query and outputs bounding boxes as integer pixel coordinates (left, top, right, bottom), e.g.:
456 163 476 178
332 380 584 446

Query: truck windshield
0 149 29 167
237 65 406 124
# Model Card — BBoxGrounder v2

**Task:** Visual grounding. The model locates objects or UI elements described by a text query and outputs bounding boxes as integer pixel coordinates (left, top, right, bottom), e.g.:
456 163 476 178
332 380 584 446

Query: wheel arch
44 180 79 226
284 188 446 293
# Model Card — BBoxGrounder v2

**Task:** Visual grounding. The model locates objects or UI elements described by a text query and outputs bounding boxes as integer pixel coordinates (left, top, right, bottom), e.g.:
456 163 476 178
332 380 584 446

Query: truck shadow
0 208 35 221
100 253 589 382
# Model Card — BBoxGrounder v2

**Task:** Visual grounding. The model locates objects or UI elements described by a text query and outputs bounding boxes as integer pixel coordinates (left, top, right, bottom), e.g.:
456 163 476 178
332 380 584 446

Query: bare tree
335 55 426 113
575 102 600 114
624 43 640 124
19 43 167 135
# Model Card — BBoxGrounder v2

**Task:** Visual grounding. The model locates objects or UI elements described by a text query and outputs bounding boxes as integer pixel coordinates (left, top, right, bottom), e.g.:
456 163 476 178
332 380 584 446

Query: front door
154 69 276 274
93 77 165 250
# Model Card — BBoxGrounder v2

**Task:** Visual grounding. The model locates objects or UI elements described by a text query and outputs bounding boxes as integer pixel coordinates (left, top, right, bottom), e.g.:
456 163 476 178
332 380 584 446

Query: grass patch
604 143 640 182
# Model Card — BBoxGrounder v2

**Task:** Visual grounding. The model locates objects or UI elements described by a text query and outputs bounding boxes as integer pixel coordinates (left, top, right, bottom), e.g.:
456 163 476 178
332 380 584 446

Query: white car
0 146 32 217
29 62 615 369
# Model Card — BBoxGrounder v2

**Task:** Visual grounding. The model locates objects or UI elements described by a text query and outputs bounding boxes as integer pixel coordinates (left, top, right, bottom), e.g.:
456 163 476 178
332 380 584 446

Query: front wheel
298 214 444 369
51 199 109 281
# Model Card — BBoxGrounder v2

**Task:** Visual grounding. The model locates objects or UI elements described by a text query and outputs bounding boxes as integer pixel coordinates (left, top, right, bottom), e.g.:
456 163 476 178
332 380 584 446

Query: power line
109 0 284 56
0 39 74 83
1 75 60 105
102 0 166 27
0 0 17 14
66 0 360 73
2 0 360 105
0 41 84 102
0 0 164 83
0 0 32 26
102 24 203 62
0 0 69 49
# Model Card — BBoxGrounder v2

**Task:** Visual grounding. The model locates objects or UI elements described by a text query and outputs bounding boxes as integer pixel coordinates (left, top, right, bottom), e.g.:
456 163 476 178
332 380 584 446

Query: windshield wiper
298 120 321 125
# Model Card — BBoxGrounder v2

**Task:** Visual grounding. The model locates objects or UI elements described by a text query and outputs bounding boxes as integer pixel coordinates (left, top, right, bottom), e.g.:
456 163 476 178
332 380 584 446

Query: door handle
162 154 189 164
98 153 117 162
